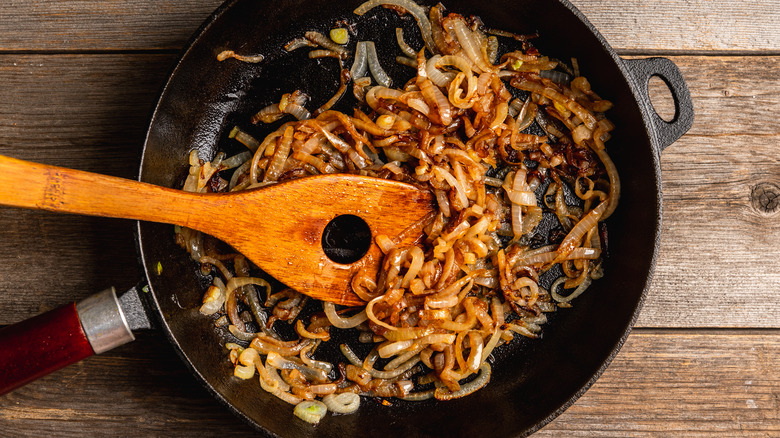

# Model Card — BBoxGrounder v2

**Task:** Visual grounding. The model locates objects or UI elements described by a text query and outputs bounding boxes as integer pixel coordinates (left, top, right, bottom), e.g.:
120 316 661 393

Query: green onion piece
155 261 163 275
329 28 349 45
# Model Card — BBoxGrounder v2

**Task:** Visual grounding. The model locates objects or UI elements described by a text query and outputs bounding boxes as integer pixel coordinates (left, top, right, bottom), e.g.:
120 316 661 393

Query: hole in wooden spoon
322 214 371 264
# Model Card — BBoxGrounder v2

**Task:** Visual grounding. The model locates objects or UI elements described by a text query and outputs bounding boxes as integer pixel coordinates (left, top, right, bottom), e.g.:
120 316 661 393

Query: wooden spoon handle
0 154 435 306
0 154 206 226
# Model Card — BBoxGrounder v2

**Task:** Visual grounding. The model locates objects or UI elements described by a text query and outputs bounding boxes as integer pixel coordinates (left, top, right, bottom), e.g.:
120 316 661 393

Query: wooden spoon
0 155 435 306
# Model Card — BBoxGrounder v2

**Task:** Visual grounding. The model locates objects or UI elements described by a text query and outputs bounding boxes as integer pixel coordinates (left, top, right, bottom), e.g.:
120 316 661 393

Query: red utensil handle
0 288 135 396
0 302 93 395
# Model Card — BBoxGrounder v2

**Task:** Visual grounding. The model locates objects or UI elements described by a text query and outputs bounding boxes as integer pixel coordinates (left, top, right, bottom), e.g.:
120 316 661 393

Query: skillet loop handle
623 57 694 153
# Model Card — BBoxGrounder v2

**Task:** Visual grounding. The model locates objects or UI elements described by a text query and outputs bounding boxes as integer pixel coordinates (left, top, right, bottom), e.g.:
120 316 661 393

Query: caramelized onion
197 0 620 418
434 363 491 400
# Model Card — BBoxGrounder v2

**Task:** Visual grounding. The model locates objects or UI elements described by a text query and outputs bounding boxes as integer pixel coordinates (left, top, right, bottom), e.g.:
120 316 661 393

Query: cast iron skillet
137 0 693 436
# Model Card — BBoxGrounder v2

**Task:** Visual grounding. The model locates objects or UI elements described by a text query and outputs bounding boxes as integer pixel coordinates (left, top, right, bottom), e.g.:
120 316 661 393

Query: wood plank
0 1 777 53
537 330 780 436
0 0 222 51
570 0 780 54
643 134 780 328
1 1 773 436
1 54 778 328
0 330 776 436
0 54 174 171
634 55 780 328
0 210 141 323
0 54 175 324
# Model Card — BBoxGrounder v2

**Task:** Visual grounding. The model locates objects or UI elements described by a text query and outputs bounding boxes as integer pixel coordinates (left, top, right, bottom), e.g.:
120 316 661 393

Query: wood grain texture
0 0 222 51
0 54 174 325
640 56 780 137
0 54 174 172
634 55 780 328
643 134 780 327
0 210 140 325
0 331 250 437
0 330 776 436
569 0 780 54
537 330 780 436
0 0 776 434
0 1 778 53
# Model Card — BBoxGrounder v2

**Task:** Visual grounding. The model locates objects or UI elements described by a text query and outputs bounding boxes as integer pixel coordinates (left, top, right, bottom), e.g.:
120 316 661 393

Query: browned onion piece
284 37 317 52
217 50 264 63
252 103 283 124
263 125 294 182
556 199 609 261
304 31 348 58
435 363 491 400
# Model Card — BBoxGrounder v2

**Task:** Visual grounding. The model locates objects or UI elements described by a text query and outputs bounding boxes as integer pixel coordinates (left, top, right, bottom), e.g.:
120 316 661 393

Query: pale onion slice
364 41 392 88
507 190 537 206
323 301 368 329
378 339 415 358
233 364 255 379
451 18 493 73
322 393 360 414
426 55 456 87
293 400 328 424
551 276 593 303
350 41 369 79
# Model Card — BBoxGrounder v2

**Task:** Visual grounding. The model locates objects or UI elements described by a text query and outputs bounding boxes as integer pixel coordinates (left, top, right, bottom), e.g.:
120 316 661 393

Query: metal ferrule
75 287 135 354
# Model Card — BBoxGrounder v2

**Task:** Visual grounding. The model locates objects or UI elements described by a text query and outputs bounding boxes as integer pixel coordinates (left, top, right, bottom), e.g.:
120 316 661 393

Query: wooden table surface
1 0 778 436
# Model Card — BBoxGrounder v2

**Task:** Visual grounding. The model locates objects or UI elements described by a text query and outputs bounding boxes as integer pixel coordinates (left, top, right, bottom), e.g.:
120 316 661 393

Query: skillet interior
138 0 660 436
